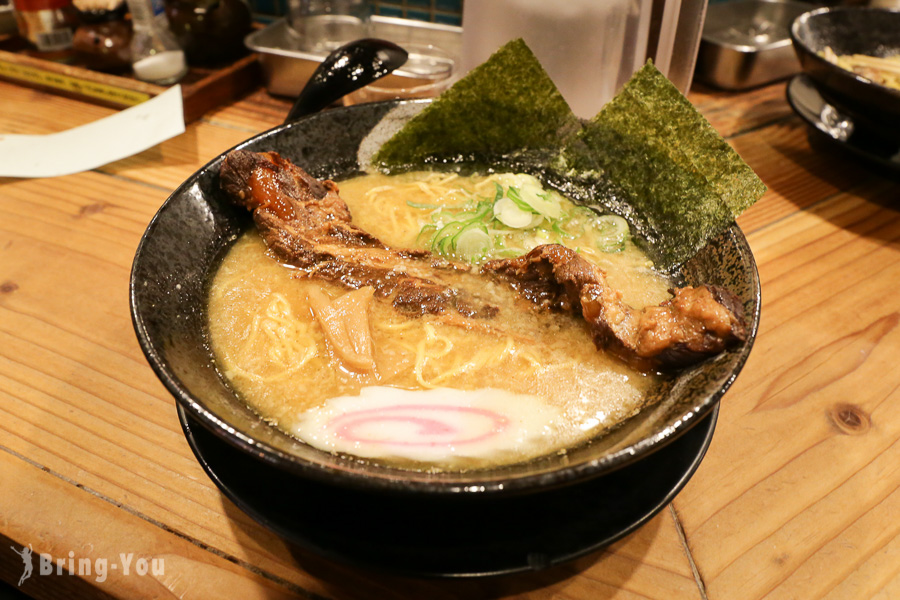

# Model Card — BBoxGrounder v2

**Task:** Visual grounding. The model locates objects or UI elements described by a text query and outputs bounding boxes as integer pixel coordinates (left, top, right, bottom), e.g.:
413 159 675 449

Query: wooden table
1 76 898 599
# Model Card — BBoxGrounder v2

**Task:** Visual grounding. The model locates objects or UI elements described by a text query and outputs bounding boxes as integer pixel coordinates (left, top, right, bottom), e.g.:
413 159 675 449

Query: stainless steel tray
695 0 810 90
246 17 462 98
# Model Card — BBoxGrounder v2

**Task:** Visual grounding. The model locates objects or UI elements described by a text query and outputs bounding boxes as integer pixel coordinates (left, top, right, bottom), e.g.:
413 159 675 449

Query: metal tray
695 0 810 90
246 16 462 98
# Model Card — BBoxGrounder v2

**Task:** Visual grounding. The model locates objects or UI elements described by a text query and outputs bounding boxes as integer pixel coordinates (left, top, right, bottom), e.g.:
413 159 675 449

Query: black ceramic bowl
791 7 900 126
130 100 760 496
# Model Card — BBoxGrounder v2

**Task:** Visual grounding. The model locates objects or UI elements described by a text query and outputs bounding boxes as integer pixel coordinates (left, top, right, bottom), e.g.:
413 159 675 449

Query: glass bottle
125 0 187 84
72 1 133 72
164 0 252 67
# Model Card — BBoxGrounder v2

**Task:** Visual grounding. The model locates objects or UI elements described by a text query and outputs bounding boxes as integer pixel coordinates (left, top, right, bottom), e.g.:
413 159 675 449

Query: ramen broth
208 172 674 470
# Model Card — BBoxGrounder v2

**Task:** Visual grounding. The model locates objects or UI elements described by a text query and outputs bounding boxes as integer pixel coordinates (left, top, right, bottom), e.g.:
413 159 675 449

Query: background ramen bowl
130 100 760 496
790 6 900 128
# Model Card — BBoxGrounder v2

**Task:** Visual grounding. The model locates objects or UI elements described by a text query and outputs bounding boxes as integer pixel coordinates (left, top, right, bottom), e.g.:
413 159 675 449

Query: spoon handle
285 38 409 124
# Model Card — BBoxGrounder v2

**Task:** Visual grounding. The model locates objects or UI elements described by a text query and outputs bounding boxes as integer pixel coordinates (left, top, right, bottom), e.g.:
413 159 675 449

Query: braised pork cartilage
482 245 747 370
219 150 497 319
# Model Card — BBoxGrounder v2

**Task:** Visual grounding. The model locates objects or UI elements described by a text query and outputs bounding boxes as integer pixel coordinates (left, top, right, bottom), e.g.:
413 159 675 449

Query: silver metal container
246 16 462 98
695 0 809 90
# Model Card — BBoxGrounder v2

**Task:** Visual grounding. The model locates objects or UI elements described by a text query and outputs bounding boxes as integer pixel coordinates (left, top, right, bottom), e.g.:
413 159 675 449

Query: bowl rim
790 6 900 104
130 100 761 496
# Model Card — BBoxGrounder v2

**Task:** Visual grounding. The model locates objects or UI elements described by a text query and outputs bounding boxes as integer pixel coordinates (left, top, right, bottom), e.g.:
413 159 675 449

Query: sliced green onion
493 196 535 228
526 214 545 229
505 186 538 213
411 174 636 265
431 221 466 252
551 220 574 239
468 201 494 222
495 174 562 219
416 223 437 246
453 224 492 259
522 189 561 219
594 214 630 253
492 182 504 203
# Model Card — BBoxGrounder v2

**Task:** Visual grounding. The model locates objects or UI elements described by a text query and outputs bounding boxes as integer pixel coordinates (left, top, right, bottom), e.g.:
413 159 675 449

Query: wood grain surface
1 76 898 599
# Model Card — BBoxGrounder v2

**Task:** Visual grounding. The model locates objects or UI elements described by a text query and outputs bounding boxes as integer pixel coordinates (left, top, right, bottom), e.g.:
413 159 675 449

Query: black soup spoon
285 38 409 122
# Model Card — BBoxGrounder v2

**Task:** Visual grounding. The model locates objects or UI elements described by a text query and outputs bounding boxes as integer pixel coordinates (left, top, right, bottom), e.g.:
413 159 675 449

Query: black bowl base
178 404 718 578
787 74 900 176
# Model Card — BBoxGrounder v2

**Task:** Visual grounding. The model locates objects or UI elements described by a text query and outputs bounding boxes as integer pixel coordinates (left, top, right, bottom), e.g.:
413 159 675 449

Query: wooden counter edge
0 50 260 124
0 448 304 600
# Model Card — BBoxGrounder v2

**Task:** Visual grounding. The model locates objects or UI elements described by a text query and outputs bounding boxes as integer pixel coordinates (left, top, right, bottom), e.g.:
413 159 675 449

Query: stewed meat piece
483 245 747 370
219 149 496 319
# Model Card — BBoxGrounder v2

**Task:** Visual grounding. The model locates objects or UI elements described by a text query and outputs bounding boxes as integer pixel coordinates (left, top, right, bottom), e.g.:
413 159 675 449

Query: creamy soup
208 171 674 470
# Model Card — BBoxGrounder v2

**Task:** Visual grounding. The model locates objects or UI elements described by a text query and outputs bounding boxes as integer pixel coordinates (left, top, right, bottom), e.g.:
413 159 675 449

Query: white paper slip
0 85 186 178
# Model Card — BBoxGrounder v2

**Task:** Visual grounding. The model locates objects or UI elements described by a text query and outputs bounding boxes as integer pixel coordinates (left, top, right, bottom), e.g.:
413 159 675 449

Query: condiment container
165 0 251 66
12 0 79 62
72 0 133 72
125 0 187 84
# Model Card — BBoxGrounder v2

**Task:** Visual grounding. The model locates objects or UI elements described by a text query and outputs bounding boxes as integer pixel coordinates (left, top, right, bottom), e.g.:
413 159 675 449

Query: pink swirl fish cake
292 387 566 466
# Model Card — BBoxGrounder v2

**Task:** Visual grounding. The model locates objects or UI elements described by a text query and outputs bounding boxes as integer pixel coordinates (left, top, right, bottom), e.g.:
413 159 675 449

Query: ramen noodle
822 46 900 91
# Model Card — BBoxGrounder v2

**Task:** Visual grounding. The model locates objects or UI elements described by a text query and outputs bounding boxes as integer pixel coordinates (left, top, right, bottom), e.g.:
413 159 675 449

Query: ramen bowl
130 100 760 496
791 6 900 127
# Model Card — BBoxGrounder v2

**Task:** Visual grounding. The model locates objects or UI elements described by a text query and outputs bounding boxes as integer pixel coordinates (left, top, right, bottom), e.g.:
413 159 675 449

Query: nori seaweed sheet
561 63 766 267
620 63 767 218
372 39 581 169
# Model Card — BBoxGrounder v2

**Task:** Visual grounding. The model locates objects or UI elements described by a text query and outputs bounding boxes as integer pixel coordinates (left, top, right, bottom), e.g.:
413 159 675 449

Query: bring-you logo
10 544 164 586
